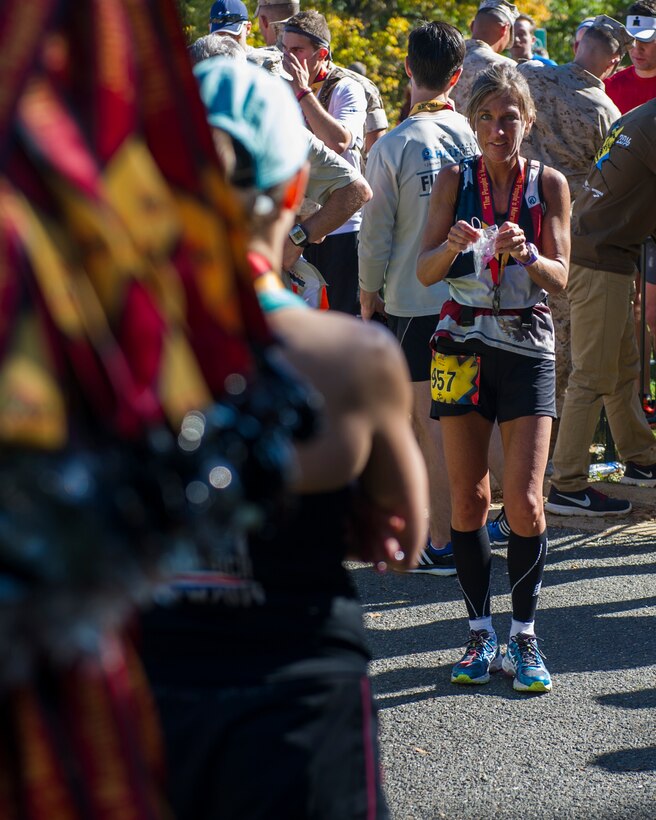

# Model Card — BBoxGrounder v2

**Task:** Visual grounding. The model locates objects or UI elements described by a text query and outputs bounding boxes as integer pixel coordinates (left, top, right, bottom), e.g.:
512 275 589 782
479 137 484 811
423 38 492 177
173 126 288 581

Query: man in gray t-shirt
358 22 478 573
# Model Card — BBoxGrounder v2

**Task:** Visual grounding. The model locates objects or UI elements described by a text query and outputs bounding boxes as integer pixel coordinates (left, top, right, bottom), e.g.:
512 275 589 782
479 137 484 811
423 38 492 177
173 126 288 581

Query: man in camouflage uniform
255 0 299 47
520 16 629 202
451 0 518 114
546 97 656 516
519 15 631 423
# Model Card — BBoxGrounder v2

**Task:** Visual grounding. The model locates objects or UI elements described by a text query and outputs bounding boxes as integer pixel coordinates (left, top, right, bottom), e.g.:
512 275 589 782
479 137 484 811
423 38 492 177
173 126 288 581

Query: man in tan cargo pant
546 99 656 518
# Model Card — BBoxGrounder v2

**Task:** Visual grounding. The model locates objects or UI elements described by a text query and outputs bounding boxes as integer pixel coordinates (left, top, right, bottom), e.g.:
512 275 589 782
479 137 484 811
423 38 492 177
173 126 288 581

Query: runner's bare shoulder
269 310 411 492
275 310 409 412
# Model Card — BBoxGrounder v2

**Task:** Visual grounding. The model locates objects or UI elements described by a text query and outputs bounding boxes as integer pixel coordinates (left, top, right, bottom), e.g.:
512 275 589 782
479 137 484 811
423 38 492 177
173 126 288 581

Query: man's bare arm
306 175 371 237
297 92 353 154
282 177 372 270
284 51 353 153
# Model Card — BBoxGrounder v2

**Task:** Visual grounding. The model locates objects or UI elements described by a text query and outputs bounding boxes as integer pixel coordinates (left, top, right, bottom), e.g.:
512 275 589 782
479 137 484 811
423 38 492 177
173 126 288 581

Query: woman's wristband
296 88 313 102
517 242 539 267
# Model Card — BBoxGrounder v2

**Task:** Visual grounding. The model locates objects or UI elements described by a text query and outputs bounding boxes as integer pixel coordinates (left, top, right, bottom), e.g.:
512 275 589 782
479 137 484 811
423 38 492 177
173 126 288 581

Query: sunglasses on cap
210 13 247 27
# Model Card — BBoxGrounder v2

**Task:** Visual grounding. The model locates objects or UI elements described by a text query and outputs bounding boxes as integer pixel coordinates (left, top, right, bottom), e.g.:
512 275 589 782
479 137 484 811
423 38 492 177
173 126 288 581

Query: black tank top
140 487 370 686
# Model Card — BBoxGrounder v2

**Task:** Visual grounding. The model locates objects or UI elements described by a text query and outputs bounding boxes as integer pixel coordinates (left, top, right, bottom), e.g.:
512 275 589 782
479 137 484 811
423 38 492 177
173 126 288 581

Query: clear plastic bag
469 219 498 277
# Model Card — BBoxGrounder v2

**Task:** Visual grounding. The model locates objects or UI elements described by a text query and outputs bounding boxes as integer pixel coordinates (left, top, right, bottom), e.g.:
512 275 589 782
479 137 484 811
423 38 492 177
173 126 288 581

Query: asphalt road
350 519 656 820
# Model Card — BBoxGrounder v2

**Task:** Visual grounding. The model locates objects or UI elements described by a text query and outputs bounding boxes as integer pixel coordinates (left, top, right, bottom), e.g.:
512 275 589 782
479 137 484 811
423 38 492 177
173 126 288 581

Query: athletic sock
510 619 535 639
470 617 494 634
451 525 492 621
507 529 548 626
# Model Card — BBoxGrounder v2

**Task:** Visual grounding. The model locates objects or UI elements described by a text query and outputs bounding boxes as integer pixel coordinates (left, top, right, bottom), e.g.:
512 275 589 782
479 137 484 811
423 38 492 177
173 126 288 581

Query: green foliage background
179 1 625 120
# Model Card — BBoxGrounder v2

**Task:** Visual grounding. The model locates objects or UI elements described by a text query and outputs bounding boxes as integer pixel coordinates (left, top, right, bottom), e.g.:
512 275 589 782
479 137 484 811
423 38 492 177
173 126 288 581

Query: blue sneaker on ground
451 629 503 685
408 542 457 577
503 632 552 693
487 507 510 546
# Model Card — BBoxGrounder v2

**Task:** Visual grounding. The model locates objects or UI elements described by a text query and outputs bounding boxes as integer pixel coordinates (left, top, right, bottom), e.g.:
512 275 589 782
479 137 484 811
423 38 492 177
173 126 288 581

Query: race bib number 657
430 351 480 405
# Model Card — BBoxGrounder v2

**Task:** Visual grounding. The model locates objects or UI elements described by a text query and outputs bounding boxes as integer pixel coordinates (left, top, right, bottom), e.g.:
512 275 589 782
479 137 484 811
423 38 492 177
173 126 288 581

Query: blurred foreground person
0 0 310 816
141 58 428 820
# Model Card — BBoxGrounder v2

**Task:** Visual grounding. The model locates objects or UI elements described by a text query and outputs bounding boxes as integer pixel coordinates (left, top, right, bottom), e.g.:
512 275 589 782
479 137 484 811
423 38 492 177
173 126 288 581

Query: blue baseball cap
209 0 249 35
194 57 309 191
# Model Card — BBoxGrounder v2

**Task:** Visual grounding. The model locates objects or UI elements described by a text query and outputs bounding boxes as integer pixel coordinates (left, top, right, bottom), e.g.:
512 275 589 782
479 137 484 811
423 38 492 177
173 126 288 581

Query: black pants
305 232 360 316
153 672 389 820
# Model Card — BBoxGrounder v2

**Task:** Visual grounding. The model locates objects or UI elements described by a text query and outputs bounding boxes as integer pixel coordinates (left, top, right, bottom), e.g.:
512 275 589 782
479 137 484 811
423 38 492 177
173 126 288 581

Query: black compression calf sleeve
450 525 492 620
507 529 548 624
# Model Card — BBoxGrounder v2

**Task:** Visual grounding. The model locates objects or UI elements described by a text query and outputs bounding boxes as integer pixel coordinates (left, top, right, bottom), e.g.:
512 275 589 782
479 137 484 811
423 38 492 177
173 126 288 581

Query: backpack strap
316 65 347 111
524 159 545 249
454 156 477 225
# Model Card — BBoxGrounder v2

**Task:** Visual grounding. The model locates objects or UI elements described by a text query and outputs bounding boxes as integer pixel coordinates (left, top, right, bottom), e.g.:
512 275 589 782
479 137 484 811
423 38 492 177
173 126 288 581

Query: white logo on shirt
582 181 604 198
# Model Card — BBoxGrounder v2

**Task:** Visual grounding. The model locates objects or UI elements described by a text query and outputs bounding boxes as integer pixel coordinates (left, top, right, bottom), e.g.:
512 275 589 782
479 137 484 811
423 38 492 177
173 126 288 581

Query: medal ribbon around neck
408 97 454 116
477 156 524 310
310 65 330 91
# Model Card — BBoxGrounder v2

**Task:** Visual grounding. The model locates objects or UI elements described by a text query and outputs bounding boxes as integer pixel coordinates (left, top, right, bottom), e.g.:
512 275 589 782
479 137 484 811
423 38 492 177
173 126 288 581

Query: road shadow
591 746 656 773
544 525 656 587
535 595 656 674
349 524 656 710
352 561 656 672
349 562 463 610
362 589 656 674
371 663 545 710
596 688 656 709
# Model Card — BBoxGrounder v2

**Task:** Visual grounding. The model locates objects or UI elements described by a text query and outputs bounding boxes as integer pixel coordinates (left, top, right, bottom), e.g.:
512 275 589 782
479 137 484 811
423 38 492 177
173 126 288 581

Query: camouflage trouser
550 288 571 417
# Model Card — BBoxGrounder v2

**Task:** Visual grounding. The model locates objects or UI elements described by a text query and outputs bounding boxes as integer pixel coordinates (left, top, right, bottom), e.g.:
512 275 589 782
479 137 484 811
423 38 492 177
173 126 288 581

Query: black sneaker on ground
620 461 656 487
545 485 632 517
407 542 457 576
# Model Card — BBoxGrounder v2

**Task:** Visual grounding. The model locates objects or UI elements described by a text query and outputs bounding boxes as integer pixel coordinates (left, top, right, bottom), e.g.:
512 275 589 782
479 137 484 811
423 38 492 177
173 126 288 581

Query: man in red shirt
606 3 656 112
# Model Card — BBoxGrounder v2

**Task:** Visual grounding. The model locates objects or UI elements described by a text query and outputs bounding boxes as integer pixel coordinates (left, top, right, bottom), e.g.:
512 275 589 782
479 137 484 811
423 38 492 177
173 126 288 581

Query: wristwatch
289 223 311 248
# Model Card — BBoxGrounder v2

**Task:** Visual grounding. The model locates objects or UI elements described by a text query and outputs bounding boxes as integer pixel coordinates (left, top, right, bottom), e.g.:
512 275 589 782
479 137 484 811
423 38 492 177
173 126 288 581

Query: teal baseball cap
194 57 308 191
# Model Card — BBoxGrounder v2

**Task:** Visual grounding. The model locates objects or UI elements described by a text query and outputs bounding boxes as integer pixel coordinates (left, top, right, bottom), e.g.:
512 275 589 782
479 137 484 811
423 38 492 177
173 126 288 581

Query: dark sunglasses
210 13 246 26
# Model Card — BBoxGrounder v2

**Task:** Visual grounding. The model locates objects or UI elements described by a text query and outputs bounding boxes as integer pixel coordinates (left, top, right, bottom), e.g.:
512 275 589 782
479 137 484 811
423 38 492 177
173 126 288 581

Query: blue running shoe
451 629 503 685
408 542 457 577
487 507 510 546
503 633 552 693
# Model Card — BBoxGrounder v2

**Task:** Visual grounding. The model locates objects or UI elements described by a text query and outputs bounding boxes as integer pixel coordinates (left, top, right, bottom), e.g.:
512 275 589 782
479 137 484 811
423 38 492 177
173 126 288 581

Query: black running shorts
386 313 439 383
430 342 556 423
